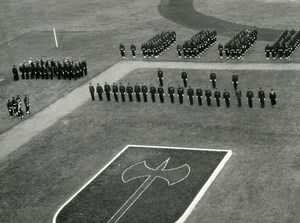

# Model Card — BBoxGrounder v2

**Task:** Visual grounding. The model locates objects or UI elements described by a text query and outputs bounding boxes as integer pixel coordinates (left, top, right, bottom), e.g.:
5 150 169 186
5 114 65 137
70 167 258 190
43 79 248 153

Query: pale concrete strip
0 61 299 161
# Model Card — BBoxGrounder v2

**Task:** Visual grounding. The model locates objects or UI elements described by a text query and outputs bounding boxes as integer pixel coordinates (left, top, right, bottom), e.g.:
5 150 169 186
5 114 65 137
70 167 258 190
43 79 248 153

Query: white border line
52 145 232 223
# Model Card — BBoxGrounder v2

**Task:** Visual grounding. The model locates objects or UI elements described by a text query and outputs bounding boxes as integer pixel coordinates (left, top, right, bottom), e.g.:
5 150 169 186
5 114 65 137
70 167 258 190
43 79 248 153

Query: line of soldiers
218 29 258 60
177 30 217 59
88 70 277 108
265 29 300 60
12 57 87 81
6 95 30 119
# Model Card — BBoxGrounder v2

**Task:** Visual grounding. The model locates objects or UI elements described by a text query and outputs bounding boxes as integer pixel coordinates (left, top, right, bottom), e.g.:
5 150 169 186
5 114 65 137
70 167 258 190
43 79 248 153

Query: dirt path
0 61 299 161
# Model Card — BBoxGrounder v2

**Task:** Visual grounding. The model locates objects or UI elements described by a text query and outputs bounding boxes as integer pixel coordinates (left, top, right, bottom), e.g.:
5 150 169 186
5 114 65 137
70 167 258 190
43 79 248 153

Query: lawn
0 68 299 223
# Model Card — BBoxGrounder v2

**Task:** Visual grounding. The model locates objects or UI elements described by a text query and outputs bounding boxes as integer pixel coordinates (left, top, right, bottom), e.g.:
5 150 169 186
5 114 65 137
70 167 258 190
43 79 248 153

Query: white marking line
52 145 232 223
0 78 4 82
0 60 289 160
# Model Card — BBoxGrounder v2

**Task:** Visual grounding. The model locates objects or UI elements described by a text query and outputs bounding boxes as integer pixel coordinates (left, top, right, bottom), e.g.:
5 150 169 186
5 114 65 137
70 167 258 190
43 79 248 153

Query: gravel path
0 61 299 161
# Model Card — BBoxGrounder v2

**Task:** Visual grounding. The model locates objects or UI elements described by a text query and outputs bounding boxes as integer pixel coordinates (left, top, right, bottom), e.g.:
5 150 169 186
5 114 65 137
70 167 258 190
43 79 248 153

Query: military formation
265 29 300 60
218 29 258 60
12 57 87 81
89 69 277 108
7 95 30 119
177 30 217 59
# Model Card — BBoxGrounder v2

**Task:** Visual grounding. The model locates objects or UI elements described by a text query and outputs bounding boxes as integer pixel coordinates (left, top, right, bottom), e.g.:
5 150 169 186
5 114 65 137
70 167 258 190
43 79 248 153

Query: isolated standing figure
89 83 95 101
269 89 277 108
24 95 30 114
119 43 125 59
104 82 111 101
96 83 103 101
246 88 254 108
258 88 265 108
12 65 19 81
232 73 239 90
181 70 188 87
210 71 217 89
157 68 164 86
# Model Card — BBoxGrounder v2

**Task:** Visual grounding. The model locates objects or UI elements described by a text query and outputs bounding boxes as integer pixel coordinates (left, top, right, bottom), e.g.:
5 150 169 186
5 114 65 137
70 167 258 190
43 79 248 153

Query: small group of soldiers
119 44 137 59
177 30 217 59
265 29 300 60
12 57 87 81
219 29 258 59
6 95 30 119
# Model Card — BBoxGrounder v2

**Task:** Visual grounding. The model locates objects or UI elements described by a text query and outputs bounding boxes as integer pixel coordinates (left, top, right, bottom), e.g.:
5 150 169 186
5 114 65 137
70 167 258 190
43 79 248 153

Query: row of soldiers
89 82 277 108
177 30 217 58
12 57 87 81
6 95 30 119
265 29 300 60
218 29 258 59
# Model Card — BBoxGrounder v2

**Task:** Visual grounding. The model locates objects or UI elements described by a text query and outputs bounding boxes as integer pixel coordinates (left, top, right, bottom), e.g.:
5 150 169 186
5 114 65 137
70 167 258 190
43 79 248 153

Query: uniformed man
181 70 188 87
141 83 148 102
258 87 265 108
104 82 111 101
119 43 125 59
112 83 119 102
210 71 217 89
236 89 242 107
265 44 270 60
223 89 230 108
187 86 194 105
214 89 221 107
177 44 182 58
12 65 19 81
196 87 203 106
12 97 18 116
158 86 165 103
7 100 13 118
168 84 175 103
19 63 25 79
218 43 223 58
96 83 103 101
119 83 126 102
134 83 141 102
130 44 136 58
246 88 254 108
82 58 87 76
157 68 164 86
177 85 184 104
89 83 95 101
150 84 156 102
205 87 212 106
17 100 24 119
24 95 30 114
269 89 277 108
126 83 134 102
232 73 239 90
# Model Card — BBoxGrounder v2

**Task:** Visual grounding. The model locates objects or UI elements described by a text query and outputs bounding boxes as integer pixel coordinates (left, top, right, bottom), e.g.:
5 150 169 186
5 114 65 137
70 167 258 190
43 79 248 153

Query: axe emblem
108 158 190 223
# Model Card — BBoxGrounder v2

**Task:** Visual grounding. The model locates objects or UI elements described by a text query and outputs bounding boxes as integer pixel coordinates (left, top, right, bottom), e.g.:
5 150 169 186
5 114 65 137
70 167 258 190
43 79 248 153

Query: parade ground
0 0 300 223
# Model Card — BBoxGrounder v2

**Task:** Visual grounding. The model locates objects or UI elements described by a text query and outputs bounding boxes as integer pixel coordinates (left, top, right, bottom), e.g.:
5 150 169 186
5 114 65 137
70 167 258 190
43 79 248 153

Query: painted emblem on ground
53 145 232 223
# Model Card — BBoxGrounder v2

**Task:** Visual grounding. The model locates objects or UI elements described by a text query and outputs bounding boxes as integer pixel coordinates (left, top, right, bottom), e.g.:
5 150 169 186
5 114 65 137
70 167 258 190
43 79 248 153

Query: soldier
246 88 254 108
119 43 125 59
205 87 212 106
210 71 217 89
130 44 136 58
96 83 103 101
17 100 24 119
177 44 182 58
12 97 18 116
168 84 175 103
157 68 164 86
258 87 265 108
232 73 239 90
177 85 184 104
134 83 141 102
236 89 242 107
196 87 203 106
269 89 277 108
89 83 95 101
24 95 30 114
223 89 230 108
19 63 25 79
12 65 19 81
187 86 194 105
218 43 223 58
150 84 156 102
7 100 13 118
141 83 148 102
265 44 271 60
119 83 126 102
181 70 188 87
112 83 119 102
158 86 165 103
126 83 134 102
104 82 111 101
214 89 221 107
82 58 87 76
